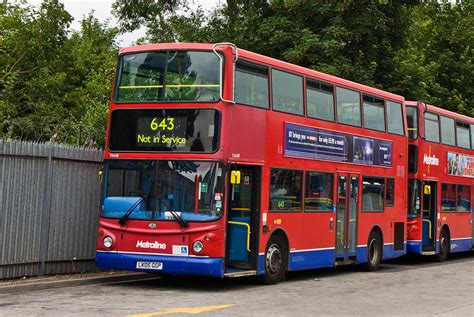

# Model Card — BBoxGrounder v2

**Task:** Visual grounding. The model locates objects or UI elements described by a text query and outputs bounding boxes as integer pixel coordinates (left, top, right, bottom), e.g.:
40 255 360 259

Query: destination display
108 109 220 152
284 123 392 167
447 152 474 178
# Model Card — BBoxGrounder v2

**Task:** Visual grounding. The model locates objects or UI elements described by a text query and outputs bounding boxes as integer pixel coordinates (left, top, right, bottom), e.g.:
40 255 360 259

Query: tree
113 0 472 115
0 0 119 145
112 0 413 86
388 1 473 115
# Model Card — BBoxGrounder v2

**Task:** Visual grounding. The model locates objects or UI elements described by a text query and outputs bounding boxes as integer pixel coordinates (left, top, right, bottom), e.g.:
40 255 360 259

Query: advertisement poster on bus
447 152 474 178
284 123 392 167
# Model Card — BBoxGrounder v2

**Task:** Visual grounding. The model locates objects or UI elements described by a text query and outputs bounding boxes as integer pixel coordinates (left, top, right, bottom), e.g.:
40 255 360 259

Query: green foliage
0 0 118 146
113 0 472 116
388 1 473 116
1 0 472 147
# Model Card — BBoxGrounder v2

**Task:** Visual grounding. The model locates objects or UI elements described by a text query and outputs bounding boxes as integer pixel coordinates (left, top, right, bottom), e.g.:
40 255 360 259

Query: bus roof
406 101 474 124
119 43 404 102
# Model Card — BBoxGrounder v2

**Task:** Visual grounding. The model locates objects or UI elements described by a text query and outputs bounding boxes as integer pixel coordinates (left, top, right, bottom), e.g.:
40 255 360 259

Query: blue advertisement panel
284 123 392 167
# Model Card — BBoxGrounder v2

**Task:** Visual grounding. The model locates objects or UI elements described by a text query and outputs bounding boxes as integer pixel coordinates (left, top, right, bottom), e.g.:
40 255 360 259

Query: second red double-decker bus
96 43 408 283
406 102 474 260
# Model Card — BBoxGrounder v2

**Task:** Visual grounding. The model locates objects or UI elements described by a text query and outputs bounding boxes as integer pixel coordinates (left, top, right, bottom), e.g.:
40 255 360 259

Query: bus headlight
192 240 204 254
103 236 113 248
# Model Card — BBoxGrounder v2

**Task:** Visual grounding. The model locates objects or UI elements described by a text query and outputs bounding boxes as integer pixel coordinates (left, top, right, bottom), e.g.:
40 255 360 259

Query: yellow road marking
127 304 234 317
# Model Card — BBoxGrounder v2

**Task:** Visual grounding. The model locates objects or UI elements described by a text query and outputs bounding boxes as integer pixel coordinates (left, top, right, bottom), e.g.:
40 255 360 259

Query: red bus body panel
97 43 409 277
406 101 473 254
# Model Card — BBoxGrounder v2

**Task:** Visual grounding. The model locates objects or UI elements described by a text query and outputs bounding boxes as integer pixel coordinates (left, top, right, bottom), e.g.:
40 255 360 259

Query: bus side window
386 178 395 207
336 87 361 127
235 61 269 109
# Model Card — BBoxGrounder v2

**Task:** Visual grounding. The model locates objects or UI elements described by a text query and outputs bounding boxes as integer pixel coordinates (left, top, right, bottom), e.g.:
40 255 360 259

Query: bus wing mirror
231 171 241 184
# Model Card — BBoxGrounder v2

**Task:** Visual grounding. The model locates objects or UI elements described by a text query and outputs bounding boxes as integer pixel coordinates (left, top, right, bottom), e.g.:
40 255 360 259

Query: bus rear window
115 51 220 102
406 106 418 139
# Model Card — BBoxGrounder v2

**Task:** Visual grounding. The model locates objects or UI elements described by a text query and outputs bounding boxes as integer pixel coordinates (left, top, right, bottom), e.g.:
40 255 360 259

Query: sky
27 0 221 46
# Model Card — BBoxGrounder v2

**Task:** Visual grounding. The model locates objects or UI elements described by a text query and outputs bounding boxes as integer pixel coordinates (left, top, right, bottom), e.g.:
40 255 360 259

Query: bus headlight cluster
192 240 204 254
103 236 113 248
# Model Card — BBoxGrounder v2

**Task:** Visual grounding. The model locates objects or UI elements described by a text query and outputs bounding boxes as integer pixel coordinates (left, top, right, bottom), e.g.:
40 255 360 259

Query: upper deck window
363 94 385 132
235 62 269 109
115 51 220 102
440 116 455 146
424 112 439 143
387 101 404 135
306 80 334 121
456 121 470 149
336 87 361 127
406 106 418 139
272 69 304 115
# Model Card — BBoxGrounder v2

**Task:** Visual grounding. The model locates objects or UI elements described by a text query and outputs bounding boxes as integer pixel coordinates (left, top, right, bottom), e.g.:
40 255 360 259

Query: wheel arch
265 228 290 271
369 225 384 259
440 224 451 241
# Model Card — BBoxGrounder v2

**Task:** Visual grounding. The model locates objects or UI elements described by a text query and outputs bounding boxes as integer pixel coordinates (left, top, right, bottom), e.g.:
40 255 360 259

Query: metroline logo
423 154 439 166
136 240 167 249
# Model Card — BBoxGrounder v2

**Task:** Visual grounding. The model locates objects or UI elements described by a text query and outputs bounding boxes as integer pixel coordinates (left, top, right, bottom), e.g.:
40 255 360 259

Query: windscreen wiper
158 195 188 228
119 196 144 226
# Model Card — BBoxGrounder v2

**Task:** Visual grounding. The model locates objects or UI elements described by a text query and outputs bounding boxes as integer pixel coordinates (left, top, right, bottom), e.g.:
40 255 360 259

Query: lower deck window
270 168 303 211
408 179 421 217
457 184 471 212
441 183 457 212
386 178 394 206
441 183 471 212
362 177 384 212
305 172 333 212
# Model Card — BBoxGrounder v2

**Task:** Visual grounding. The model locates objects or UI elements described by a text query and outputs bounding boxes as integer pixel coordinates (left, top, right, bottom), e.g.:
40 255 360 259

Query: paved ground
0 253 473 317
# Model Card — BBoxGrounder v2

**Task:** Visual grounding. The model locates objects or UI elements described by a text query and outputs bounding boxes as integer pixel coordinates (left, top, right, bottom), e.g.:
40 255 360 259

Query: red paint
98 43 414 273
406 101 474 249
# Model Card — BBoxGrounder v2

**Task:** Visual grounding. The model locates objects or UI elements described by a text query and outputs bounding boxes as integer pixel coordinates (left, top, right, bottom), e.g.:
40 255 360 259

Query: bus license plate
136 261 163 270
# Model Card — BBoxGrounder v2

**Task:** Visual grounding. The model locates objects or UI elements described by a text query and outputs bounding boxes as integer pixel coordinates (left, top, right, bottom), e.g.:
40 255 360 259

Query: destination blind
108 109 220 152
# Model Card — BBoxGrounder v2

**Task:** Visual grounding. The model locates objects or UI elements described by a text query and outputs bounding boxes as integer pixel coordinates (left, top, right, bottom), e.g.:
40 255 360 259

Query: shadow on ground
108 251 473 292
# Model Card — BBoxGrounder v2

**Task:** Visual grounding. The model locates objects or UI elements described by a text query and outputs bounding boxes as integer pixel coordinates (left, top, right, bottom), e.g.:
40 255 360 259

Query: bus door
336 173 359 262
422 180 437 252
226 165 260 272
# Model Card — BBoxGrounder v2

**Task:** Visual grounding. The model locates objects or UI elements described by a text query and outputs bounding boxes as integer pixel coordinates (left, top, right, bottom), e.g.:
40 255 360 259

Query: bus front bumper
96 251 224 278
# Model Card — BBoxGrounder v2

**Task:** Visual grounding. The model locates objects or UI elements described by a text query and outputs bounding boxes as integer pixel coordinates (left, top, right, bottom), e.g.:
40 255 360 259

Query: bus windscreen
108 109 220 152
115 51 221 102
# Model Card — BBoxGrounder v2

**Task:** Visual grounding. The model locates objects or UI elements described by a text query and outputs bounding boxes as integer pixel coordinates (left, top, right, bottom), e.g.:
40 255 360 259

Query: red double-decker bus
96 43 408 283
406 101 474 260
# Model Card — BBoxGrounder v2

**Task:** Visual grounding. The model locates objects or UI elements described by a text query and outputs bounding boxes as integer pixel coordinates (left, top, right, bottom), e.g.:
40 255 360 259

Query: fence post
38 143 54 276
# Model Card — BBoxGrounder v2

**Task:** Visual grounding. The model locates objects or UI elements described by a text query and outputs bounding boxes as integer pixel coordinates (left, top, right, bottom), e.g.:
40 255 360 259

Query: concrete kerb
0 272 154 294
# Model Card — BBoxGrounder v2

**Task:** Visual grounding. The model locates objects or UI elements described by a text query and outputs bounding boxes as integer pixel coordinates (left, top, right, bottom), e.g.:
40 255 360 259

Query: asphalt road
1 253 473 317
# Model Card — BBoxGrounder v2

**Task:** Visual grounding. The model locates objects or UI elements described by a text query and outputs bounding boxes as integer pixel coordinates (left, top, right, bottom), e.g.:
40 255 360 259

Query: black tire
366 230 382 271
437 229 449 262
260 235 287 285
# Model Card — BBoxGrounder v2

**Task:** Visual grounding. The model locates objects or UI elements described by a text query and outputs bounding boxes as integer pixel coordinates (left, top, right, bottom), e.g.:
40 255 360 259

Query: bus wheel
261 236 286 285
437 229 449 262
366 231 382 271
